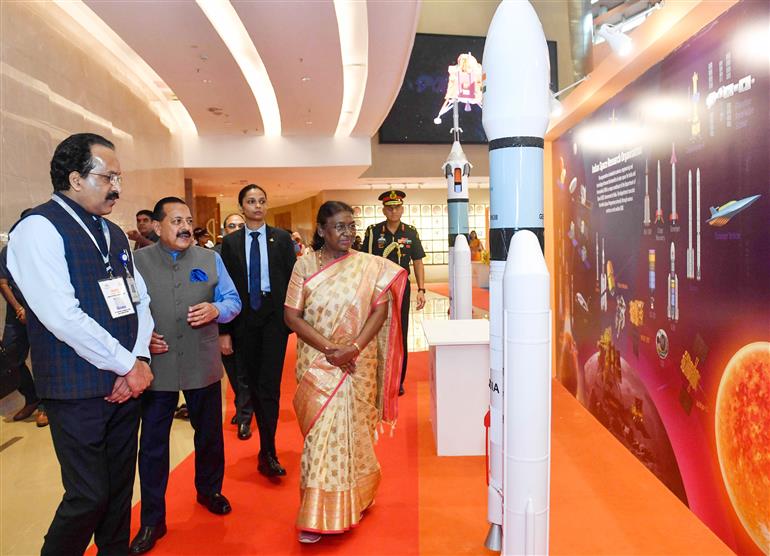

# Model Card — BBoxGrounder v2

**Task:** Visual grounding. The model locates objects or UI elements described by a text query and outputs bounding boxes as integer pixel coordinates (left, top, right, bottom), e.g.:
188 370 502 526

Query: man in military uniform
363 190 426 396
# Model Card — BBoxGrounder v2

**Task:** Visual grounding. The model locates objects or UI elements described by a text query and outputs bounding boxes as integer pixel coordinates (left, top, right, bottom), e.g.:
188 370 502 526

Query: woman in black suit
220 184 297 477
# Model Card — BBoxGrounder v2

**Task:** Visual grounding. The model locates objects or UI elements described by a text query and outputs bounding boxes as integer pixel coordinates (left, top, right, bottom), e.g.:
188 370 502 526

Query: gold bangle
352 341 362 353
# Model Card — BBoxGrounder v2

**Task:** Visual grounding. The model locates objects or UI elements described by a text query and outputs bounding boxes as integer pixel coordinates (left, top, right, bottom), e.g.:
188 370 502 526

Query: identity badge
125 275 141 304
98 277 136 318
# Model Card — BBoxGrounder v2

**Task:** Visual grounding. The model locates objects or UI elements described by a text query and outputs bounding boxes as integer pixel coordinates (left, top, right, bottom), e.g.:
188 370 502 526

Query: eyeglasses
90 172 122 187
226 222 245 230
331 223 357 234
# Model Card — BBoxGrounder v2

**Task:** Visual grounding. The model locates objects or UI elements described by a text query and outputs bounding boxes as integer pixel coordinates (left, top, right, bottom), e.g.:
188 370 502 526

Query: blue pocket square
190 268 208 282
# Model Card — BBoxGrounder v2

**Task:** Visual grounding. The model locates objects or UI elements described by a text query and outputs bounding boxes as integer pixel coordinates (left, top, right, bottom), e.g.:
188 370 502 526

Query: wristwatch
137 356 150 363
418 288 426 293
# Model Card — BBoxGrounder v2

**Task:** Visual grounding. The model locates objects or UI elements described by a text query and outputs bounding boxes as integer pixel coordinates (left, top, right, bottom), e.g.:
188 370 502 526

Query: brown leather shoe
35 410 48 428
12 402 39 421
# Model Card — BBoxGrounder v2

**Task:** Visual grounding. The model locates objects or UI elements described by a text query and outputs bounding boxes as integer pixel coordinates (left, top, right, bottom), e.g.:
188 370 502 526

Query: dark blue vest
23 199 139 399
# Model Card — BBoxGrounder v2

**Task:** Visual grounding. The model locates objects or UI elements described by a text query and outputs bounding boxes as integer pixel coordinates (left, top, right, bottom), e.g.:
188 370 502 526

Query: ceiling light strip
51 0 197 136
196 0 281 137
334 0 368 137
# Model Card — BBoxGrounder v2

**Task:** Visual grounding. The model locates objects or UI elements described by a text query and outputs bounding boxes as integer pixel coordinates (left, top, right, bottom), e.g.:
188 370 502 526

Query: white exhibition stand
422 319 490 456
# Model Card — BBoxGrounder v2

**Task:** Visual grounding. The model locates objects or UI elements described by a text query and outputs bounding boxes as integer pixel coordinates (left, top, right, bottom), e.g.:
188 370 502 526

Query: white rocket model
600 238 607 312
482 2 552 554
667 242 679 322
451 234 473 319
444 121 472 319
686 170 695 279
670 144 678 226
502 231 551 556
655 160 664 224
696 168 701 281
643 160 651 226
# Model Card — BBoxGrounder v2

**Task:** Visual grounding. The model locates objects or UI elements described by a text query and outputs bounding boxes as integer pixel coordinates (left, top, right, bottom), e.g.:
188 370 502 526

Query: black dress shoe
12 401 39 421
399 385 405 396
230 415 238 425
237 423 252 440
197 492 232 515
129 524 167 554
258 453 286 477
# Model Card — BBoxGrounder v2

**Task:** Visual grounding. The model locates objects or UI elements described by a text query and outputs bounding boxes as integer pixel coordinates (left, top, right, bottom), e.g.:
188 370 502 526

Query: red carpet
85 284 731 555
425 283 489 311
88 337 419 555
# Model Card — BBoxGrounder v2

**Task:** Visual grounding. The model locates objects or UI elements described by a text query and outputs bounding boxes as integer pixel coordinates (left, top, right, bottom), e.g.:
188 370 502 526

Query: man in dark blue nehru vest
7 133 155 556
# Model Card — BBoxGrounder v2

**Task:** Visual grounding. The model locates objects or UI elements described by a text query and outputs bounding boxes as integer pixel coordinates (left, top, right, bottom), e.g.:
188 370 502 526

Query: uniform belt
260 291 272 297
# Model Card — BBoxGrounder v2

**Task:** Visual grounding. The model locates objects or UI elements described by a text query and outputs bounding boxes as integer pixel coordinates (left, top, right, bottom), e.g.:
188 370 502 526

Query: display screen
378 33 558 144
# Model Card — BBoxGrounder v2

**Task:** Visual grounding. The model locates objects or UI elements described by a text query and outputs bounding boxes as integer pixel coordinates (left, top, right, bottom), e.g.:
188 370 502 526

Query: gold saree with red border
285 250 406 533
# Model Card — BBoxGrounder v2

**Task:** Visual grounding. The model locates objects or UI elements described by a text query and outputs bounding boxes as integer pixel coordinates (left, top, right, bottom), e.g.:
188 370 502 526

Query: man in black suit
220 184 296 477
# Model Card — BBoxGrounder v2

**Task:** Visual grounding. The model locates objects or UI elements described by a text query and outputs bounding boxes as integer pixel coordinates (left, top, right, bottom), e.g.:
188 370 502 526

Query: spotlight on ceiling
596 23 633 57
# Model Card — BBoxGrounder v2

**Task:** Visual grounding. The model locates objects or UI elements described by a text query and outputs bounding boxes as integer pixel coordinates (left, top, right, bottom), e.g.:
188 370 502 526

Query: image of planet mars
715 342 770 554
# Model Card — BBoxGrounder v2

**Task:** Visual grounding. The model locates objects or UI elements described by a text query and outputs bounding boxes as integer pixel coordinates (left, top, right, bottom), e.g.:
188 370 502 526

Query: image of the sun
715 342 770 554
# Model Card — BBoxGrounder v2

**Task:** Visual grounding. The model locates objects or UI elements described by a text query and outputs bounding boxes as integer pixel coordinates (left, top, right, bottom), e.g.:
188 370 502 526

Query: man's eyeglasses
90 172 122 187
226 222 245 230
331 223 357 234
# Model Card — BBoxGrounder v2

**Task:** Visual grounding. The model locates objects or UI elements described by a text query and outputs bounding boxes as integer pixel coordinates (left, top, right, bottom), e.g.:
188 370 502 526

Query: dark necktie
92 216 109 256
249 231 262 311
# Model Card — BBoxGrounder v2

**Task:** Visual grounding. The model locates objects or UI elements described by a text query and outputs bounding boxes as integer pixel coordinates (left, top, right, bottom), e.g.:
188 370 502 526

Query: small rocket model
648 249 656 311
655 160 664 224
670 144 678 226
444 139 472 318
691 72 701 138
643 159 651 226
696 169 701 281
600 238 607 312
482 2 552 554
667 242 679 322
595 232 600 283
686 170 695 279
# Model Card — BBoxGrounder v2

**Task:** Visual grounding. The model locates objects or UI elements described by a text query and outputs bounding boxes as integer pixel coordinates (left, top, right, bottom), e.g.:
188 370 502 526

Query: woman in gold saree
284 201 407 544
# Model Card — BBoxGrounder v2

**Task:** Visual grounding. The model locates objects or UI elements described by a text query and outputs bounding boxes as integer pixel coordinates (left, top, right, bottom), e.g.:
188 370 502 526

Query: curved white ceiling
84 0 419 141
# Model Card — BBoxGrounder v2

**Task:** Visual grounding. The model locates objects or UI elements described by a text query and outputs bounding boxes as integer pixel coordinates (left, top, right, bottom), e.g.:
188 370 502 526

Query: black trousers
234 295 289 457
2 310 38 404
138 381 224 527
222 350 253 425
42 396 141 556
400 280 411 386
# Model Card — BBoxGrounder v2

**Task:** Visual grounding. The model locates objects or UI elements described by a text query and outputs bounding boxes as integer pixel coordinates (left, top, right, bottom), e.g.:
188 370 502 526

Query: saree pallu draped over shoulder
285 250 407 534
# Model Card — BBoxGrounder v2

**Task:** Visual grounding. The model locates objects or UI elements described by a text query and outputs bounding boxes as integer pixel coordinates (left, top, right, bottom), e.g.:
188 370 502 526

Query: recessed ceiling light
202 79 213 84
301 76 311 82
218 193 224 197
305 120 313 125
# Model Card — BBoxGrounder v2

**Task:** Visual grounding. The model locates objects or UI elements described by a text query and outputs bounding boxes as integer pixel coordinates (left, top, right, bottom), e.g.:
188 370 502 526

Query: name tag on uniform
98 278 136 318
125 275 141 304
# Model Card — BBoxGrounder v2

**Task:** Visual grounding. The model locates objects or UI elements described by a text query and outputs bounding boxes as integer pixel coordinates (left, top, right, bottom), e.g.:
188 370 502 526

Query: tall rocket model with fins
643 160 651 226
443 109 473 320
482 2 552 555
670 144 678 226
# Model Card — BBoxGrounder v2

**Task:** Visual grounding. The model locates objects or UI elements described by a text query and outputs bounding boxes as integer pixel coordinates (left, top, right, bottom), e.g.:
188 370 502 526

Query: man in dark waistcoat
362 189 427 395
129 197 241 555
7 133 155 556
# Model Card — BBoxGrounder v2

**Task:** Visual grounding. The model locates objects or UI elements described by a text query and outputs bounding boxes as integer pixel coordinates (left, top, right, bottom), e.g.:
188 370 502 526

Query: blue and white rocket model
444 122 473 320
482 1 552 554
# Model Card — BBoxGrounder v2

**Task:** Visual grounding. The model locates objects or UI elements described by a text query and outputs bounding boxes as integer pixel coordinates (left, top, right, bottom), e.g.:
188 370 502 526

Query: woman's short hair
312 201 354 251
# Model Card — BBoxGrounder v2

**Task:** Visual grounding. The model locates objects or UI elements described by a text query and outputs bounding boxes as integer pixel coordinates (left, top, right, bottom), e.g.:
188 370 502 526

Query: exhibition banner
552 2 769 554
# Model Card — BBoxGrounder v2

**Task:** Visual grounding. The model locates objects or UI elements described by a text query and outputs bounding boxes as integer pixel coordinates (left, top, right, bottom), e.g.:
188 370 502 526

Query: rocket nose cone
504 230 550 310
482 0 550 140
454 233 471 253
506 230 548 275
